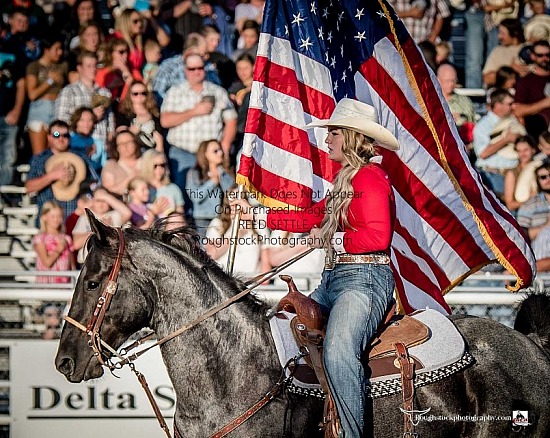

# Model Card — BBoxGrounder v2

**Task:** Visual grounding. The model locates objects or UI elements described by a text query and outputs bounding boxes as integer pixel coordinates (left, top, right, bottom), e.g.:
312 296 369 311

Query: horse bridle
85 227 125 368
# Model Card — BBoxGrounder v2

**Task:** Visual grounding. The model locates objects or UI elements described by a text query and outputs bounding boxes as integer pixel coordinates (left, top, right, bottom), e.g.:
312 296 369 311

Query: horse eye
87 281 100 290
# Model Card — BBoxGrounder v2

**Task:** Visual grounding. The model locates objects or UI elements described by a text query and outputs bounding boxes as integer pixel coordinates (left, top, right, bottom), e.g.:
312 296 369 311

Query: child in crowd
69 106 108 172
142 39 162 87
40 304 62 340
33 201 75 284
435 41 451 66
127 176 170 228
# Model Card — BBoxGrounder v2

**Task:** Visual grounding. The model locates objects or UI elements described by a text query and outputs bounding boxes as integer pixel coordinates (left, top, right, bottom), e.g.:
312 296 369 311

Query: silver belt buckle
325 253 335 270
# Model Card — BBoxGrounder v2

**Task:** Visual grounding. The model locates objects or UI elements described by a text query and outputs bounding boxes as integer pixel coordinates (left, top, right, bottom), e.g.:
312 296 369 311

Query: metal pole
226 184 244 274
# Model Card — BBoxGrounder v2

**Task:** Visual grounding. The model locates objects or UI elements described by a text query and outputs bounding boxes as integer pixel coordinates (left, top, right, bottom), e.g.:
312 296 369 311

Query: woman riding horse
233 98 399 437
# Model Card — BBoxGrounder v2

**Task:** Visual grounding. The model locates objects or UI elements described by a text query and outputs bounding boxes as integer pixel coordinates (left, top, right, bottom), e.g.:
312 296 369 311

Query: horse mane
91 220 269 318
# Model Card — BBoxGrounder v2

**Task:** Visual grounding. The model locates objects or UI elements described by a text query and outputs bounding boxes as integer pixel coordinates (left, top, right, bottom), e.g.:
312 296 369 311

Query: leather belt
325 253 390 270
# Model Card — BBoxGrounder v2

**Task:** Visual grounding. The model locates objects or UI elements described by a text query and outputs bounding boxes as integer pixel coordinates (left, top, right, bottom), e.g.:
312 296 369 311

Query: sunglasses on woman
132 91 147 96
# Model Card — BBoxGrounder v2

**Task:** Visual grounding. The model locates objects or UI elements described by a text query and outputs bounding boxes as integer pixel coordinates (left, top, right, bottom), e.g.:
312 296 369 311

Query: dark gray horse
56 214 550 437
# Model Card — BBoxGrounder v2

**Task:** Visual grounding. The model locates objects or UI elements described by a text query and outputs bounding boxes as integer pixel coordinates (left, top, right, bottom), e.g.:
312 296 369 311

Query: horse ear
86 208 118 246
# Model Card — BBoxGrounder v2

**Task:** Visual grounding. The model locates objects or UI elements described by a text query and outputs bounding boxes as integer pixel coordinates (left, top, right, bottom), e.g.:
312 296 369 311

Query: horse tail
514 293 550 359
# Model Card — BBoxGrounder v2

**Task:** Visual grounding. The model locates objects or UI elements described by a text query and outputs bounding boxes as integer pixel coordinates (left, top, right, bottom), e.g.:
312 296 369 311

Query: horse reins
64 229 315 438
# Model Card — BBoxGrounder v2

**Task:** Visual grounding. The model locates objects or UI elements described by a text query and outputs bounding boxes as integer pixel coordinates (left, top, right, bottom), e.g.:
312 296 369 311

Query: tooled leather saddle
277 275 429 437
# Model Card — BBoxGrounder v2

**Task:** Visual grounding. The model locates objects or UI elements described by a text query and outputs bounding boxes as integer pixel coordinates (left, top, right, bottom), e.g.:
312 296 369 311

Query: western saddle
277 275 429 437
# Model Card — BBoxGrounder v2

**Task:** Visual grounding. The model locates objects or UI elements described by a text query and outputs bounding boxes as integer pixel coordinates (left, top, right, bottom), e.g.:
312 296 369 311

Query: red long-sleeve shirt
266 163 395 254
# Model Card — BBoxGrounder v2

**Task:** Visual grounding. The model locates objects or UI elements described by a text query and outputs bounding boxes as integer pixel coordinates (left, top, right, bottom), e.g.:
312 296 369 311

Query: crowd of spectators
0 0 550 318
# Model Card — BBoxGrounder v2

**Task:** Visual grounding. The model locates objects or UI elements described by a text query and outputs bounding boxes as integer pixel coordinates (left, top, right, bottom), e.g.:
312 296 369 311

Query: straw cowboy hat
305 98 400 151
45 152 87 202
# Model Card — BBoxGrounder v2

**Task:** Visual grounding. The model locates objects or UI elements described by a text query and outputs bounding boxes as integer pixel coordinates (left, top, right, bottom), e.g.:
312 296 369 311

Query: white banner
10 340 175 438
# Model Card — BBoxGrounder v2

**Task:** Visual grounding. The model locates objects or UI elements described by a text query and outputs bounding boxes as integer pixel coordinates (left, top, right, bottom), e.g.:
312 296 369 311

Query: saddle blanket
269 309 474 398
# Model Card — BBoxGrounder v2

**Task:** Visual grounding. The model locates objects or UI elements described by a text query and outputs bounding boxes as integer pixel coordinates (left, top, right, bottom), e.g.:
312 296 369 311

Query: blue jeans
310 263 395 437
464 9 486 89
168 146 196 217
478 169 505 197
0 117 17 185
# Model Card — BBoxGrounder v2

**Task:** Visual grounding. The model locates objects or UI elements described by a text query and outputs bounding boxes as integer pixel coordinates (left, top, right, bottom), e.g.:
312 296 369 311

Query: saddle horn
277 275 325 331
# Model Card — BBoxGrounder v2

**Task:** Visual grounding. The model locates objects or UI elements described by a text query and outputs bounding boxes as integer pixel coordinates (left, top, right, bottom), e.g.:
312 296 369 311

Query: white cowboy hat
305 98 400 151
45 152 87 202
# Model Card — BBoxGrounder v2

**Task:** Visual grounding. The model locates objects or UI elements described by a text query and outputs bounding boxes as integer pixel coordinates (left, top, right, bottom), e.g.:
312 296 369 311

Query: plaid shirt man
54 81 115 146
389 0 450 43
27 149 99 221
161 80 237 153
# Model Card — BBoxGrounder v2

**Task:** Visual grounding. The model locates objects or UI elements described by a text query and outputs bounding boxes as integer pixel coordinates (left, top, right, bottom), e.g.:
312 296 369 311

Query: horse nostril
56 357 74 377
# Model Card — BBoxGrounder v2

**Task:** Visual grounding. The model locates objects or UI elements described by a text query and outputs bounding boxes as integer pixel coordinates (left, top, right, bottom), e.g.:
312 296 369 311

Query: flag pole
226 184 244 274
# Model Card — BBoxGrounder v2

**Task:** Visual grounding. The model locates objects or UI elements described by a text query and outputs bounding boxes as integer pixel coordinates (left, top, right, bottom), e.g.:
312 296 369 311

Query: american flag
236 0 536 313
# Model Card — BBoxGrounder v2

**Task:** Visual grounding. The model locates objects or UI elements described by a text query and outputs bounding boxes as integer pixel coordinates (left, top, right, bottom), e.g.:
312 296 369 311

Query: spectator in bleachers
142 39 162 86
141 149 184 215
33 200 75 284
513 40 550 139
25 36 67 155
116 80 164 153
55 51 115 148
127 176 170 228
95 38 143 110
524 0 550 43
485 1 521 54
234 0 264 48
59 0 99 56
186 139 234 236
101 129 142 197
69 106 107 172
160 53 237 191
437 63 476 128
228 53 253 167
65 190 93 239
473 89 523 198
40 303 62 339
1 8 41 69
435 40 451 65
503 135 541 212
25 120 99 220
113 8 169 76
152 32 221 104
67 21 103 83
230 19 259 62
437 63 476 156
390 0 450 44
482 18 525 87
493 65 517 93
0 0 49 39
159 0 214 43
72 187 132 263
535 130 550 161
0 32 25 186
517 161 550 262
202 24 236 90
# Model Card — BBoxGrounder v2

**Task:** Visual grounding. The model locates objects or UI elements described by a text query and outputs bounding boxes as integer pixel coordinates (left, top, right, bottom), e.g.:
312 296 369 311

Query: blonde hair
114 8 142 51
39 201 65 233
127 176 148 202
319 127 376 254
141 149 170 186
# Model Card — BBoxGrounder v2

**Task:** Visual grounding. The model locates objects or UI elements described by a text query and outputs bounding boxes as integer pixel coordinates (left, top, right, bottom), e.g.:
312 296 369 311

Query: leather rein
64 229 314 438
